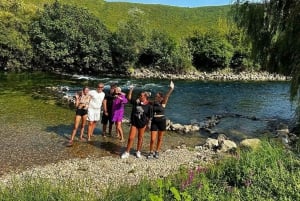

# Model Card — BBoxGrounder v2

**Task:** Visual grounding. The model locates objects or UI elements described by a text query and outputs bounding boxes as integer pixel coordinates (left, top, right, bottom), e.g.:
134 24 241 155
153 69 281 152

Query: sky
105 0 233 8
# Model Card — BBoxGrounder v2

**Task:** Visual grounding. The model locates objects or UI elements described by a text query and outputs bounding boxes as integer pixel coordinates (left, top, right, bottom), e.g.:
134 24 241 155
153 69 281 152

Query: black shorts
131 117 147 129
101 113 113 124
76 108 88 116
151 116 166 131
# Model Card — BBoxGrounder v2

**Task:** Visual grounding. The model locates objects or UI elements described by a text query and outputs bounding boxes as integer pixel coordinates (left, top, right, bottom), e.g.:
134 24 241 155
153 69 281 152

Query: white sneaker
136 151 141 158
121 151 129 159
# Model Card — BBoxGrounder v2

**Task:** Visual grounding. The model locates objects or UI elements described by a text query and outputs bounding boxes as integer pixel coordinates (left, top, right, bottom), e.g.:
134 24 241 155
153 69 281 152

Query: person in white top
87 83 105 141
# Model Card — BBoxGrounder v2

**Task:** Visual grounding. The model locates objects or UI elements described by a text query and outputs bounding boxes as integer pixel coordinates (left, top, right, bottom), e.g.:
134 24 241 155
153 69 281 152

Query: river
0 72 297 175
69 73 297 137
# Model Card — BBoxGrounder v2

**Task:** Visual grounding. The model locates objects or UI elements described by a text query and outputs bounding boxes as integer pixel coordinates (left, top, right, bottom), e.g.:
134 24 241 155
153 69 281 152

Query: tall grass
0 178 97 201
103 139 300 201
1 139 299 201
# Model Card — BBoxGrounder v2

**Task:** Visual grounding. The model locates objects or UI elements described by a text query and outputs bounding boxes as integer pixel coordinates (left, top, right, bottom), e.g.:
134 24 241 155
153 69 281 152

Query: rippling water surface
0 72 297 174
1 72 297 130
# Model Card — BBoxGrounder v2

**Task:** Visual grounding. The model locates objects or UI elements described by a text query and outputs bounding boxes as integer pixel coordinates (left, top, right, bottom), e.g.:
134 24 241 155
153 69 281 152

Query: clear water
1 72 296 175
1 72 297 136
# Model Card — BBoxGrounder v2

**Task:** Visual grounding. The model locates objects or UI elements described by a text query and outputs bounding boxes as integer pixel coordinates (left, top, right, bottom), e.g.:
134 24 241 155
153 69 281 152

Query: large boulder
203 138 219 149
219 140 237 153
203 135 237 153
240 138 261 150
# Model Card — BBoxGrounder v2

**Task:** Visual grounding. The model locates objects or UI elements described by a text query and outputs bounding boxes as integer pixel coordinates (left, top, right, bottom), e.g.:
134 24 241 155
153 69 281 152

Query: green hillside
23 0 230 40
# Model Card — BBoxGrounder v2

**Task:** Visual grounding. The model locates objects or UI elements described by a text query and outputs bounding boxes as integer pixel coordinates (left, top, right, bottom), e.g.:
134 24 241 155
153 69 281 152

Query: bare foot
67 140 73 147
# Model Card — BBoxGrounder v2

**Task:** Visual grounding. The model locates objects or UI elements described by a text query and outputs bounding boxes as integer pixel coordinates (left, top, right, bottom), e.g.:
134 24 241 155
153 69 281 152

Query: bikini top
78 94 90 108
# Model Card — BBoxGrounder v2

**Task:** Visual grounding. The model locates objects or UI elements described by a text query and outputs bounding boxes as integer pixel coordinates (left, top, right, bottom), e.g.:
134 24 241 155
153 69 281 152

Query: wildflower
196 166 208 174
188 170 194 184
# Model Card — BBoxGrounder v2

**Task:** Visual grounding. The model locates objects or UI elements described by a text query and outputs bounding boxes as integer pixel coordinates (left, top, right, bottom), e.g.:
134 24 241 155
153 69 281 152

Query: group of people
68 80 174 159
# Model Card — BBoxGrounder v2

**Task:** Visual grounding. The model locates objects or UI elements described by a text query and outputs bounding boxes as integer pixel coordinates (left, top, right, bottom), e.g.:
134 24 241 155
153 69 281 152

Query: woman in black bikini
68 86 90 145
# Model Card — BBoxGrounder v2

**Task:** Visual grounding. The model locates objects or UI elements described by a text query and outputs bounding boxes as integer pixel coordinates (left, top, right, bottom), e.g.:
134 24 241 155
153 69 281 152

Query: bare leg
70 115 81 142
125 126 137 152
150 131 158 152
137 127 146 151
116 121 124 141
88 121 96 141
79 115 87 140
156 131 164 152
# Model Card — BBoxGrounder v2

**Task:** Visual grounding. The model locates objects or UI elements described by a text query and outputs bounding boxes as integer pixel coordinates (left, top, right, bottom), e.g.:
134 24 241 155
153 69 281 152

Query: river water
0 72 297 175
69 73 297 138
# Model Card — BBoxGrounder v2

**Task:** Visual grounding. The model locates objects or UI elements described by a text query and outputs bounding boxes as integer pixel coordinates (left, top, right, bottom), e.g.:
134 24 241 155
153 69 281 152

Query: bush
30 1 112 74
187 31 233 72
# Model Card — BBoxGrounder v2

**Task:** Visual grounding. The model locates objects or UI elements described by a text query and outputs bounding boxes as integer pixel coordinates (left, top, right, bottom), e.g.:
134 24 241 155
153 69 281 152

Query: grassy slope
23 0 230 40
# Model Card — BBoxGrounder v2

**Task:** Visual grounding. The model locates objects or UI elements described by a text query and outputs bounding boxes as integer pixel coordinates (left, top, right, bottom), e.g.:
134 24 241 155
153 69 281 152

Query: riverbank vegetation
1 140 299 200
1 1 298 88
0 0 254 75
232 0 300 98
1 0 298 89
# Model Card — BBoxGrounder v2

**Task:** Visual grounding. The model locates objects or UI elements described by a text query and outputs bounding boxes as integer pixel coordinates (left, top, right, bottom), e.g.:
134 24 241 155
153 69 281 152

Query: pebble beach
0 145 217 195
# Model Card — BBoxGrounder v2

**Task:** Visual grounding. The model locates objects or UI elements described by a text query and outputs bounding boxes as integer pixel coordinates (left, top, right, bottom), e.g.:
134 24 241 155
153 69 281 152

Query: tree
0 0 36 71
187 31 233 72
110 7 148 73
232 0 300 97
30 1 112 74
139 30 174 71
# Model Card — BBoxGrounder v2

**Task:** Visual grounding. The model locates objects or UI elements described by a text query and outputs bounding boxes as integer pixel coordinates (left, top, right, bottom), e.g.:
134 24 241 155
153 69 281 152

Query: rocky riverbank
130 68 290 81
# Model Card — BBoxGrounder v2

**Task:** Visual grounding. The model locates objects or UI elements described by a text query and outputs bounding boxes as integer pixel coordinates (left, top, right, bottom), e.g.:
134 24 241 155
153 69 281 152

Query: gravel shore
0 145 217 195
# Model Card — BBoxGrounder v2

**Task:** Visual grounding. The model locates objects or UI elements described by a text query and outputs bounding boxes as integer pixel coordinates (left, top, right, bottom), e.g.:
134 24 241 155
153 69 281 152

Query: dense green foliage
187 31 233 72
29 1 112 73
0 0 252 74
110 7 148 72
0 0 36 71
1 140 299 200
232 0 300 97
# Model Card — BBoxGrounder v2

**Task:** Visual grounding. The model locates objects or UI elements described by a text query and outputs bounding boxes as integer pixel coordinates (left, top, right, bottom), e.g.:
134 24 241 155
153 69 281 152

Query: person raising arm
147 80 174 159
121 86 152 159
